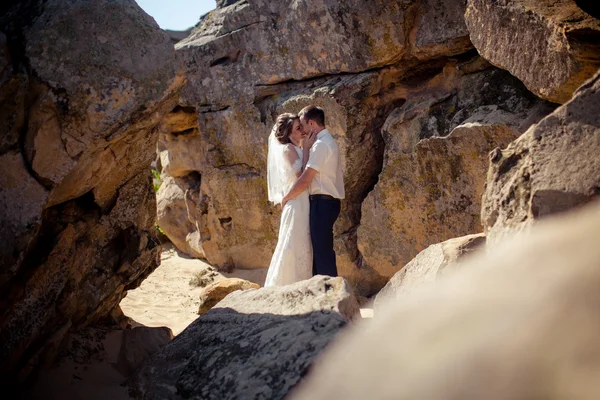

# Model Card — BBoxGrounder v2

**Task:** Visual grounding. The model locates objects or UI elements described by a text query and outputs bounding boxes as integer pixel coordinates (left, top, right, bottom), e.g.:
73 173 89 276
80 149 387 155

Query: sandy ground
120 244 269 335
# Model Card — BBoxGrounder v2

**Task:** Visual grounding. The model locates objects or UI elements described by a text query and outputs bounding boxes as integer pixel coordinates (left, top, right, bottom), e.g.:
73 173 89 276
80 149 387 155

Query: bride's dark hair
274 113 298 144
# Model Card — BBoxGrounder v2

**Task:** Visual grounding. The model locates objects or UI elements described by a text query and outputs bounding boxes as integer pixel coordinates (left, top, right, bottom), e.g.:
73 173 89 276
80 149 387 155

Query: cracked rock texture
465 0 600 104
482 71 600 247
357 61 554 279
0 0 184 386
130 276 358 400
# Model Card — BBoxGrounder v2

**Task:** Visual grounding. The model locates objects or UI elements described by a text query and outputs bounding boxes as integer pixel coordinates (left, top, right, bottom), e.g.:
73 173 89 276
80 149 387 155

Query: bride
264 113 315 286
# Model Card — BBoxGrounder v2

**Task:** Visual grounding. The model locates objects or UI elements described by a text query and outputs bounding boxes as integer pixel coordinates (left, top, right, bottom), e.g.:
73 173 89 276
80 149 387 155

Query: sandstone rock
0 0 184 385
482 71 600 247
358 62 553 278
198 164 278 270
0 151 48 285
465 0 600 103
157 106 204 177
291 201 600 400
411 0 472 60
24 325 163 398
0 171 161 383
198 278 260 315
216 275 359 320
156 174 206 259
179 0 475 106
23 83 76 185
374 233 485 309
115 326 173 377
23 0 184 207
130 276 358 400
178 0 408 102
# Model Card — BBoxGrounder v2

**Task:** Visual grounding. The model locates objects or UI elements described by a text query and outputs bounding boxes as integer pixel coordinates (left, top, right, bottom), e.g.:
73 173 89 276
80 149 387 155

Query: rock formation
465 0 600 103
291 201 600 400
155 0 558 296
374 233 484 309
357 63 553 279
482 71 600 247
130 276 359 400
0 0 184 386
1 0 599 394
198 277 260 315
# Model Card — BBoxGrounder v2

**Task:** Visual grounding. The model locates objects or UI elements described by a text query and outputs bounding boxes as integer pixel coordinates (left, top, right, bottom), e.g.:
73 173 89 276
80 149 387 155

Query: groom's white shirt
306 129 345 199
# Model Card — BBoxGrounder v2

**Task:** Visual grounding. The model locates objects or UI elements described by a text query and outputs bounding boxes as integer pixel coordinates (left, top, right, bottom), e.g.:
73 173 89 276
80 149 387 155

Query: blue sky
135 0 217 30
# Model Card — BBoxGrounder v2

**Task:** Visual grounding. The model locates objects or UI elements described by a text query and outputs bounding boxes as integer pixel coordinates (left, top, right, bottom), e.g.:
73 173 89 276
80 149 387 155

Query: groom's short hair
299 105 325 127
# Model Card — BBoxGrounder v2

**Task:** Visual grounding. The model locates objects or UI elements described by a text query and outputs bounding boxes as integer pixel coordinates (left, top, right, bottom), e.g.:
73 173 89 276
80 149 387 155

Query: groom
282 105 345 277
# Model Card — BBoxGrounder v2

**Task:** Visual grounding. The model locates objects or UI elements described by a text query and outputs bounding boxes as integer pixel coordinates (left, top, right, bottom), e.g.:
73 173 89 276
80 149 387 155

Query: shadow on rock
129 308 348 400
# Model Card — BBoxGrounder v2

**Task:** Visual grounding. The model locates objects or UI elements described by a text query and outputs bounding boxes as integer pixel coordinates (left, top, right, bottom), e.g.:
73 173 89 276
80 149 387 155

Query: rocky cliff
0 0 184 386
155 0 579 295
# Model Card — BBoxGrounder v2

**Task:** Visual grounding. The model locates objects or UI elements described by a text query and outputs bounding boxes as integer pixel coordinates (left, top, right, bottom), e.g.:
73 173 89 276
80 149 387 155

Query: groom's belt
309 194 337 201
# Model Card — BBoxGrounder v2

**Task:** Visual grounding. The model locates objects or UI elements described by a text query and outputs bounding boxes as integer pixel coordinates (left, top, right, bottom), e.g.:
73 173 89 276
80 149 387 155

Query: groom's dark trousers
309 194 341 276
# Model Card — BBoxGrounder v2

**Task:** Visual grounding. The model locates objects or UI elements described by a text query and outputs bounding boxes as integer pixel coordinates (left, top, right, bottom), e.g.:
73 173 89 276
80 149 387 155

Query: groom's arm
282 140 328 207
282 167 318 207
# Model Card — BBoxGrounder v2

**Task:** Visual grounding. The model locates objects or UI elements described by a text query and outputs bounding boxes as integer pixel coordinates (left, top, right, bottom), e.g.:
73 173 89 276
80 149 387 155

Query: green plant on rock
151 168 162 192
155 222 166 236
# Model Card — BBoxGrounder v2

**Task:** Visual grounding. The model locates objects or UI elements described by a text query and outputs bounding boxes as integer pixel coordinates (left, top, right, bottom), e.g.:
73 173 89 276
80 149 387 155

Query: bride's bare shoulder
282 143 297 154
282 143 300 162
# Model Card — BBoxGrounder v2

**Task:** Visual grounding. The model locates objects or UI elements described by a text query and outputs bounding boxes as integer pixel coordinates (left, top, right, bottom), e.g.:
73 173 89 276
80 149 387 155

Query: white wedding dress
264 138 312 286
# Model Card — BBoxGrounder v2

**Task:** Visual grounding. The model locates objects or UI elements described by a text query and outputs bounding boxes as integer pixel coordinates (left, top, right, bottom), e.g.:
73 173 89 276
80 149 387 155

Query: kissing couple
264 105 345 287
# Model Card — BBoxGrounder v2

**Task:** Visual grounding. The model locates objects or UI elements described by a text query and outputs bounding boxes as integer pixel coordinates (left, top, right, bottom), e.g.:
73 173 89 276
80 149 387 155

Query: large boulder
198 278 260 315
291 201 600 400
177 0 468 104
0 0 184 385
358 61 554 278
482 72 600 247
130 276 359 400
115 326 173 377
411 0 471 60
374 233 485 309
465 0 600 103
23 0 184 207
